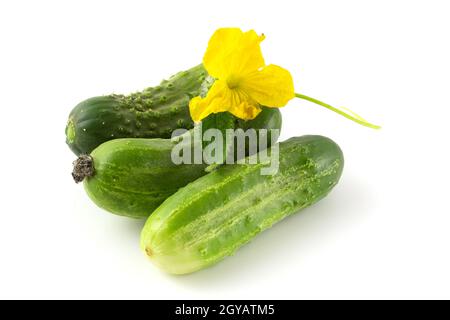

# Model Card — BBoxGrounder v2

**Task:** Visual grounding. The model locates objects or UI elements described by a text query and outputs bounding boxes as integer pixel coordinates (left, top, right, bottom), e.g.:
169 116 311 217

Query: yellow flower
189 28 295 122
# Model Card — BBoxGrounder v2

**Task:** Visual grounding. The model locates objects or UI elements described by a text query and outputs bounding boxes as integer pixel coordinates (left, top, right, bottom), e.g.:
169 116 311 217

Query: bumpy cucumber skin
141 135 344 275
83 107 282 219
66 65 206 155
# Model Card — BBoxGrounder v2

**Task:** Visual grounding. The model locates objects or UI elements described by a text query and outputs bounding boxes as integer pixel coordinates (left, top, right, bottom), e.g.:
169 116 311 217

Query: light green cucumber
141 135 344 274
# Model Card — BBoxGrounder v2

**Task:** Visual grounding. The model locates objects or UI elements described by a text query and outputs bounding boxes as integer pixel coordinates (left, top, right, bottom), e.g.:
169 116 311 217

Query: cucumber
78 136 206 219
73 108 282 219
66 65 207 155
140 135 344 274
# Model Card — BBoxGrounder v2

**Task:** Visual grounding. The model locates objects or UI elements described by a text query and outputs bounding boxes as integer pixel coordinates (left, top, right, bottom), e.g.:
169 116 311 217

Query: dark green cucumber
80 136 206 219
73 108 282 219
141 135 344 274
66 65 207 155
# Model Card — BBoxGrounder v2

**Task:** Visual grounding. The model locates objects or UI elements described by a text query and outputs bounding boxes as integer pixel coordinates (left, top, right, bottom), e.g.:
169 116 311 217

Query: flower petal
189 81 229 122
241 64 295 107
227 99 262 120
189 80 262 122
203 28 265 79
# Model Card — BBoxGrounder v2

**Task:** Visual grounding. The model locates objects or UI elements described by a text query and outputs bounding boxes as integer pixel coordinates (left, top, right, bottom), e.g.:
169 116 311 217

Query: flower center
226 75 241 89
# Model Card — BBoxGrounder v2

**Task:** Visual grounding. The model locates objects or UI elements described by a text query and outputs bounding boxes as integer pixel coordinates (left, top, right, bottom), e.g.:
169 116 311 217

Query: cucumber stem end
72 155 94 183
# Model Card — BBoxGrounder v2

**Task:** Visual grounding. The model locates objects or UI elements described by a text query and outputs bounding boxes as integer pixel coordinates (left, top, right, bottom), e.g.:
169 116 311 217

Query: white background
1 0 449 299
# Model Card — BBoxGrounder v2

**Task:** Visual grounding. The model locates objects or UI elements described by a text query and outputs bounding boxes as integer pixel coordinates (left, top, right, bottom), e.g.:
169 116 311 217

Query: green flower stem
295 93 381 129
